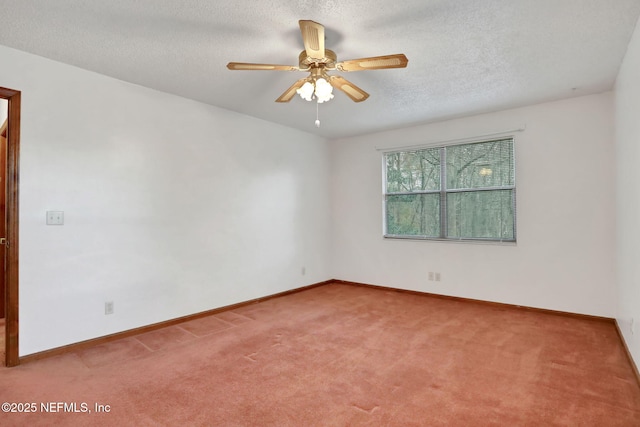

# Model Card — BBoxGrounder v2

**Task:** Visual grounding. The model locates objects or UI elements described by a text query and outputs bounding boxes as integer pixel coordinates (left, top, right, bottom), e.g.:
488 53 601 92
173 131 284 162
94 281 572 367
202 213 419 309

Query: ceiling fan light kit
297 78 334 103
227 20 408 126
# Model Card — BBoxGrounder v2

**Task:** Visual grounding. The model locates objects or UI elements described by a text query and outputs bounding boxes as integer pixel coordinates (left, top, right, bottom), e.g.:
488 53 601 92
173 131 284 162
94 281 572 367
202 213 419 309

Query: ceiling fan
227 20 408 104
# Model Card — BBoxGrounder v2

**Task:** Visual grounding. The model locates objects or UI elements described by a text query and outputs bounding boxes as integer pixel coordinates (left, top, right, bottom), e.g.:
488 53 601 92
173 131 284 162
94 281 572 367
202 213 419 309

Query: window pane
446 139 514 190
385 149 440 193
447 190 514 239
386 194 440 237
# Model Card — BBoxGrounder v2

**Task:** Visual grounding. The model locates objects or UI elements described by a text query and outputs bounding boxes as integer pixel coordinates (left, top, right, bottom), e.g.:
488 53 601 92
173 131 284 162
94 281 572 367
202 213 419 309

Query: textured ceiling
1 0 639 139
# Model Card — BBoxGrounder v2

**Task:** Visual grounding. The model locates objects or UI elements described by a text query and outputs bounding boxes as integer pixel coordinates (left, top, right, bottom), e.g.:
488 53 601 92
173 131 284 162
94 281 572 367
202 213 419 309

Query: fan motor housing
299 49 337 70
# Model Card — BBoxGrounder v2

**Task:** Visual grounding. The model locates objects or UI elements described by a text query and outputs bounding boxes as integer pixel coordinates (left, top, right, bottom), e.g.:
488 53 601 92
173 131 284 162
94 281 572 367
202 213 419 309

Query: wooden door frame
0 87 20 367
0 118 7 319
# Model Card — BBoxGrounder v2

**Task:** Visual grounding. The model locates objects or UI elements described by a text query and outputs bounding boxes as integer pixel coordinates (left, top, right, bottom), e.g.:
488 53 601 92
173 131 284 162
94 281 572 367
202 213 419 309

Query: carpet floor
0 283 639 426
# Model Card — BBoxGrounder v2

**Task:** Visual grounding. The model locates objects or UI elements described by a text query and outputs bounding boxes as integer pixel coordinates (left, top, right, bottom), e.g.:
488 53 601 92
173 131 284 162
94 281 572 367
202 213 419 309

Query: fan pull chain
315 100 320 127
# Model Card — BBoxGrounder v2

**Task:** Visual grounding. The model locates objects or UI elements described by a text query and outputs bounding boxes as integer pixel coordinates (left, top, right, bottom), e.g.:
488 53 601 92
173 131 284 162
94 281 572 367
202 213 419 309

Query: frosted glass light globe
314 78 334 103
296 81 315 101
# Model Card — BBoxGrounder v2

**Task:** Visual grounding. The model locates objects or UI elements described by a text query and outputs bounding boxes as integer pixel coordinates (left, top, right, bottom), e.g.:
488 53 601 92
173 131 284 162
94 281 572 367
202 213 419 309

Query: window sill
383 235 517 246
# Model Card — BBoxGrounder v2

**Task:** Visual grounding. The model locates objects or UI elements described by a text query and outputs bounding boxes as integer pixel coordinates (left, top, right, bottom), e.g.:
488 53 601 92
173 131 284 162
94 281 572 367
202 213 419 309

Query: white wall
0 99 6 123
329 92 616 317
615 16 640 368
0 45 331 356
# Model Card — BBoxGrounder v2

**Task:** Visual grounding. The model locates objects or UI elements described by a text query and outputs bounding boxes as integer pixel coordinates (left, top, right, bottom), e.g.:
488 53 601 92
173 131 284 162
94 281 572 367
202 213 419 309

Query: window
383 138 515 242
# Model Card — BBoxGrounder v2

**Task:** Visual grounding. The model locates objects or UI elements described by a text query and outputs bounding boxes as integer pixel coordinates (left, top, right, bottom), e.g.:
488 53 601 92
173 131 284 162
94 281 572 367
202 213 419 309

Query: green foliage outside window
384 138 515 241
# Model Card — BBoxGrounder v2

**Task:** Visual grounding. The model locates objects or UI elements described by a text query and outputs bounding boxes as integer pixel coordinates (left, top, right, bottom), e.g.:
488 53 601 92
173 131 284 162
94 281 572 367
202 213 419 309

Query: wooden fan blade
336 54 408 72
328 76 370 102
227 62 299 71
299 20 325 60
276 78 310 103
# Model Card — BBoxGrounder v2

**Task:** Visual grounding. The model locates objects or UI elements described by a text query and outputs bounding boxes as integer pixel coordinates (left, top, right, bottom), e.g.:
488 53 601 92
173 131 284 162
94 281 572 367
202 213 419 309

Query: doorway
0 87 20 367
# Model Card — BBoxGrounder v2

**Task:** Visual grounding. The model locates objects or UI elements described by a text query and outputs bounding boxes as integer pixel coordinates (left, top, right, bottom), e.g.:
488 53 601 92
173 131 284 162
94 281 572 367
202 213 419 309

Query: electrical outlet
301 266 306 276
46 211 64 225
428 272 434 281
631 317 636 335
435 272 441 281
105 301 114 315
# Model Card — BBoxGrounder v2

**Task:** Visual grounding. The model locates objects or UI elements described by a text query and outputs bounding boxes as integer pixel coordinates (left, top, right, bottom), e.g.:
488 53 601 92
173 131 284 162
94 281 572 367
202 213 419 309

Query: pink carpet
1 283 639 426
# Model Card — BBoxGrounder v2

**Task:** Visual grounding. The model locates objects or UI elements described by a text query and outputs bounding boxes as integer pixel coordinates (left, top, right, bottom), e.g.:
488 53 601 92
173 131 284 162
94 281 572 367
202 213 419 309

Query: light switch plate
46 211 64 225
